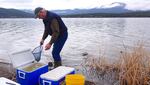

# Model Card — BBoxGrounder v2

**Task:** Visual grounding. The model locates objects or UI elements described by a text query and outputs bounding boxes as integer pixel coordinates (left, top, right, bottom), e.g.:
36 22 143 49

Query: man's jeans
52 31 68 61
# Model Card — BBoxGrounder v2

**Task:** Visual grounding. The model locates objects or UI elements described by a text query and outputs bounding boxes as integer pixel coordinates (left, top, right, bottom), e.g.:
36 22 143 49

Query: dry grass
118 43 150 85
82 43 150 85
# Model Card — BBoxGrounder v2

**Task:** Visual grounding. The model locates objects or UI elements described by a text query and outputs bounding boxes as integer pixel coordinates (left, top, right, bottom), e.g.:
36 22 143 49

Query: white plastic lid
0 77 20 85
40 66 75 81
10 48 35 68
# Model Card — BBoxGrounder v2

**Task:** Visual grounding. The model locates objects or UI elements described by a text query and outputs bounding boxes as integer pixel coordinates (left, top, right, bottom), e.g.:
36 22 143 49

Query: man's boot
48 62 53 70
54 61 62 68
48 62 53 67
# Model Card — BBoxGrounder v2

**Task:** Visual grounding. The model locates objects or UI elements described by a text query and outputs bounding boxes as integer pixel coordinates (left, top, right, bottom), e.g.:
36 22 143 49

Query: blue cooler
10 49 48 85
40 66 75 85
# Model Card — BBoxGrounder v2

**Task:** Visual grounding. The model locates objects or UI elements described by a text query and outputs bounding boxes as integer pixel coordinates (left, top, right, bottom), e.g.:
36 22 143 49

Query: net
32 45 43 62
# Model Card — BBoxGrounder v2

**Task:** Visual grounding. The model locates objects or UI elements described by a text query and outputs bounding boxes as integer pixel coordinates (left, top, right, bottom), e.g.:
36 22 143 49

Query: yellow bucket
65 74 85 85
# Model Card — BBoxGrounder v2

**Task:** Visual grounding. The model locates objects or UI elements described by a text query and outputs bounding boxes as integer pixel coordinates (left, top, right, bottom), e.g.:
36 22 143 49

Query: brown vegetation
82 43 150 85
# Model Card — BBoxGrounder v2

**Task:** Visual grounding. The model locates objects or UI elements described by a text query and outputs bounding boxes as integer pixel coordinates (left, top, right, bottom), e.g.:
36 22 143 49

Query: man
34 7 68 68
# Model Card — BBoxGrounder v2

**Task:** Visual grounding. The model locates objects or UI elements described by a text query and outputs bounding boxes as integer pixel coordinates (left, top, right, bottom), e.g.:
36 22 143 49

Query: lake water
0 18 150 66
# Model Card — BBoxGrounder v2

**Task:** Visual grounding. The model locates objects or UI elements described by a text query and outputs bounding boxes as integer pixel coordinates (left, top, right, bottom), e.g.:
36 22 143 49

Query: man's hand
40 39 44 45
45 43 51 50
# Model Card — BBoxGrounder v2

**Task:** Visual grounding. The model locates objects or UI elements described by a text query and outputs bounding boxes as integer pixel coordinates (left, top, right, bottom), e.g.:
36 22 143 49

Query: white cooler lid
0 77 20 85
10 48 35 68
40 66 75 81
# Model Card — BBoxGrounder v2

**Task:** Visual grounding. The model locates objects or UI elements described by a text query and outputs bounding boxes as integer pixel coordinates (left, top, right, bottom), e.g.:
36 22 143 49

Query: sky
0 0 150 10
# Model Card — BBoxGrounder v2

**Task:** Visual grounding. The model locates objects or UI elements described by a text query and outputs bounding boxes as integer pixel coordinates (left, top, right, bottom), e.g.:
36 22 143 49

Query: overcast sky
0 0 150 10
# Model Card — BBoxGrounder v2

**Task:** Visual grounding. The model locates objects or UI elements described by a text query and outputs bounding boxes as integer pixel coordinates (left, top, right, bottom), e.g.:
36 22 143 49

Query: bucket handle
43 80 51 85
18 71 26 79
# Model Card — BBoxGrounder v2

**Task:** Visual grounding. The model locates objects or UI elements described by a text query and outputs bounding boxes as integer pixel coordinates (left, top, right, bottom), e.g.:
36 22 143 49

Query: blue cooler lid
10 49 35 68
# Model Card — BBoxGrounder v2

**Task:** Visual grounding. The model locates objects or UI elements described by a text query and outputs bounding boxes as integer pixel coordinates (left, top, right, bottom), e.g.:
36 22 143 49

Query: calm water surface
0 18 150 66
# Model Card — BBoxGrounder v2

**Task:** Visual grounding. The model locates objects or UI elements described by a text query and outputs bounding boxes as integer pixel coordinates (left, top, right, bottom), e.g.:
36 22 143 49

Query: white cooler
10 49 48 85
40 66 75 85
0 77 20 85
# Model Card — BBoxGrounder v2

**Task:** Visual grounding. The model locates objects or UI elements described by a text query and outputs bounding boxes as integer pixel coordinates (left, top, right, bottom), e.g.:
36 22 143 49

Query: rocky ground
0 62 16 81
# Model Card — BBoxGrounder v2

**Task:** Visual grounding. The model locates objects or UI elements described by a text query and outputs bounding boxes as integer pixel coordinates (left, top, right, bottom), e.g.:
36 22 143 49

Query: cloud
125 1 150 10
99 0 150 11
0 0 150 10
0 0 32 3
32 0 101 10
0 0 34 9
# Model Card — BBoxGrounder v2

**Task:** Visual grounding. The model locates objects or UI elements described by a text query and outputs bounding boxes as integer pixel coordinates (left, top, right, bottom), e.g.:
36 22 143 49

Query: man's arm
42 28 49 40
40 22 49 45
49 19 60 45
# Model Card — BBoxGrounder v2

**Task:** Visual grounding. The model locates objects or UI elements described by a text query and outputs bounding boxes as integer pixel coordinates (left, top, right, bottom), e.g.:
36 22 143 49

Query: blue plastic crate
16 63 48 85
40 66 75 85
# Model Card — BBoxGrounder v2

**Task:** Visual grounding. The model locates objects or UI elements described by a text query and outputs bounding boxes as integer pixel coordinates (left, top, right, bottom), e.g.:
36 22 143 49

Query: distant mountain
0 8 34 18
52 2 132 15
20 2 131 15
1 2 150 18
21 2 149 17
21 9 34 14
62 11 150 18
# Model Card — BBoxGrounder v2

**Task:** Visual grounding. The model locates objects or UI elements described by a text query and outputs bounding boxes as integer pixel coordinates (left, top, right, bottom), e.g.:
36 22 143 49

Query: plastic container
65 74 85 85
10 49 48 85
40 66 75 85
0 77 20 85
